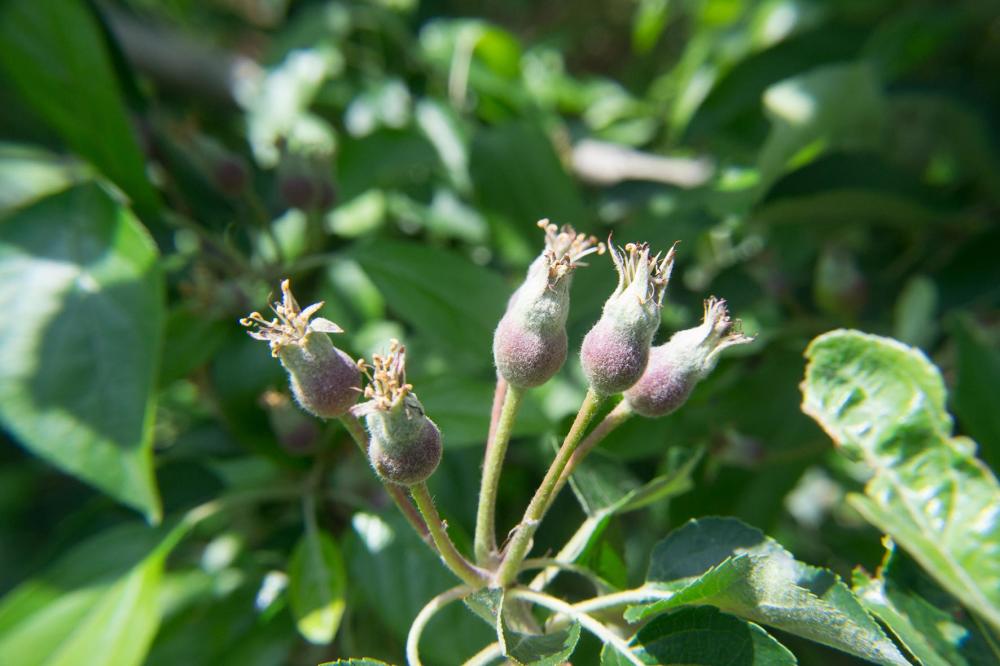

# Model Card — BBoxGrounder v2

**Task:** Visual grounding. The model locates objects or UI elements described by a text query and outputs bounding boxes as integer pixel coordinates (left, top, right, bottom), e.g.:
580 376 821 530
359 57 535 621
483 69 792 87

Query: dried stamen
358 339 414 411
537 219 605 283
240 279 343 357
608 239 677 305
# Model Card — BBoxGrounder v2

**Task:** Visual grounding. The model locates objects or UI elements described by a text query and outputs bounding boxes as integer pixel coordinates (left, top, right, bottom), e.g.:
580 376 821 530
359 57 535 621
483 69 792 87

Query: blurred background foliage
0 0 999 664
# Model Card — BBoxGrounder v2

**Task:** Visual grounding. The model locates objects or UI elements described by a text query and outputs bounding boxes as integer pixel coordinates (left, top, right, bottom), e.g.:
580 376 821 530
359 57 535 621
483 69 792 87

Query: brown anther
240 279 342 357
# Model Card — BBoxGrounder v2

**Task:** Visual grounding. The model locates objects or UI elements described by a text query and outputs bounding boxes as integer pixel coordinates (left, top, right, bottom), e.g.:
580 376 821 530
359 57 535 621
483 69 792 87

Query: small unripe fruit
581 241 676 396
279 174 317 210
494 220 603 389
369 417 442 485
241 280 360 419
624 297 753 417
357 341 442 486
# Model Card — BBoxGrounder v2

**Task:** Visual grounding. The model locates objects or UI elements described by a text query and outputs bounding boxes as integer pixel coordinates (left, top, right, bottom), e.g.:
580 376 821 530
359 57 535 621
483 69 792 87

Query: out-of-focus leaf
288 527 347 645
802 330 1000 632
416 374 548 448
632 0 670 55
0 184 164 521
242 48 341 167
853 540 993 666
0 144 85 214
893 276 938 349
420 19 528 119
159 306 229 387
759 63 886 187
352 240 507 368
625 517 908 665
950 316 1000 469
602 606 796 665
416 98 471 193
347 512 493 663
337 129 439 201
0 0 159 212
0 524 172 666
470 122 589 243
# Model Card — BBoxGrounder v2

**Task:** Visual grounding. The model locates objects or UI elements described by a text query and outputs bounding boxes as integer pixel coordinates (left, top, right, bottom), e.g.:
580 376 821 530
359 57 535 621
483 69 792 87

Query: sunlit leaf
802 330 1000 633
625 517 909 665
0 184 164 521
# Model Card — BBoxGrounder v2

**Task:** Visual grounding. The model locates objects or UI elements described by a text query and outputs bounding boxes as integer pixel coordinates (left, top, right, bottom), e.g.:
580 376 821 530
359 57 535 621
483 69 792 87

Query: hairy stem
542 400 634 516
406 584 472 666
475 383 523 564
486 375 508 450
495 390 606 587
506 588 644 666
339 413 432 545
570 587 668 615
411 482 490 587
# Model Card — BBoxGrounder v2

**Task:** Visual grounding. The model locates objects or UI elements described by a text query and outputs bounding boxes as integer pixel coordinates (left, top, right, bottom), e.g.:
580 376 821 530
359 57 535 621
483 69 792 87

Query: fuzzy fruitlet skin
279 334 361 419
580 319 650 395
623 345 693 417
369 418 442 485
493 314 568 388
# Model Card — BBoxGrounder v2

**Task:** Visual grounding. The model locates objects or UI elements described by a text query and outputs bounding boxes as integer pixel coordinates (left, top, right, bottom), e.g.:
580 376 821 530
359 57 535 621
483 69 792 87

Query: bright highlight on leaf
802 329 1000 634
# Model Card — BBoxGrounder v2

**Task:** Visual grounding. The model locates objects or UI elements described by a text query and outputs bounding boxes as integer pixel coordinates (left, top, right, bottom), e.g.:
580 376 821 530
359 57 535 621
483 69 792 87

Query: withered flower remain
357 340 442 486
494 220 604 389
240 280 360 419
580 240 677 395
625 296 754 417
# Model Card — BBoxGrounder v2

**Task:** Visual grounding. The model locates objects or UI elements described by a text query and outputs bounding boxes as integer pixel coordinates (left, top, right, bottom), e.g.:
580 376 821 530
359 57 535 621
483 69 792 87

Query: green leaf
319 661 395 666
950 316 1000 469
626 517 909 665
570 446 704 518
0 524 170 666
759 62 886 188
602 606 797 665
464 588 581 665
0 143 85 215
0 184 164 521
469 121 589 242
853 540 994 666
0 0 159 213
352 240 508 368
802 329 1000 632
288 528 347 645
347 512 493 663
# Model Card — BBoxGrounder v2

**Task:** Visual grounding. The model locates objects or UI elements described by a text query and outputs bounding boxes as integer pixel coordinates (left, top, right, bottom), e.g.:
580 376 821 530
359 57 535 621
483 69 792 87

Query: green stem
542 400 634 516
474 383 523 565
339 413 432 545
406 584 473 666
411 482 489 587
494 390 606 587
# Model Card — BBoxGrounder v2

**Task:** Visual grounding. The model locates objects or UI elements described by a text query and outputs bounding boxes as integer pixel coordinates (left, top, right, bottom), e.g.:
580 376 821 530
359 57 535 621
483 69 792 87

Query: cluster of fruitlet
240 219 753 601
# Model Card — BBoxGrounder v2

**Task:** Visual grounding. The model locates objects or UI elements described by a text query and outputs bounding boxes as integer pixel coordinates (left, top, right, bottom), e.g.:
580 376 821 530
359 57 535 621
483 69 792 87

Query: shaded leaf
853 540 995 666
0 184 164 521
0 0 159 212
626 517 909 665
802 330 1000 632
352 240 508 368
950 316 1000 469
288 528 347 645
602 606 796 665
